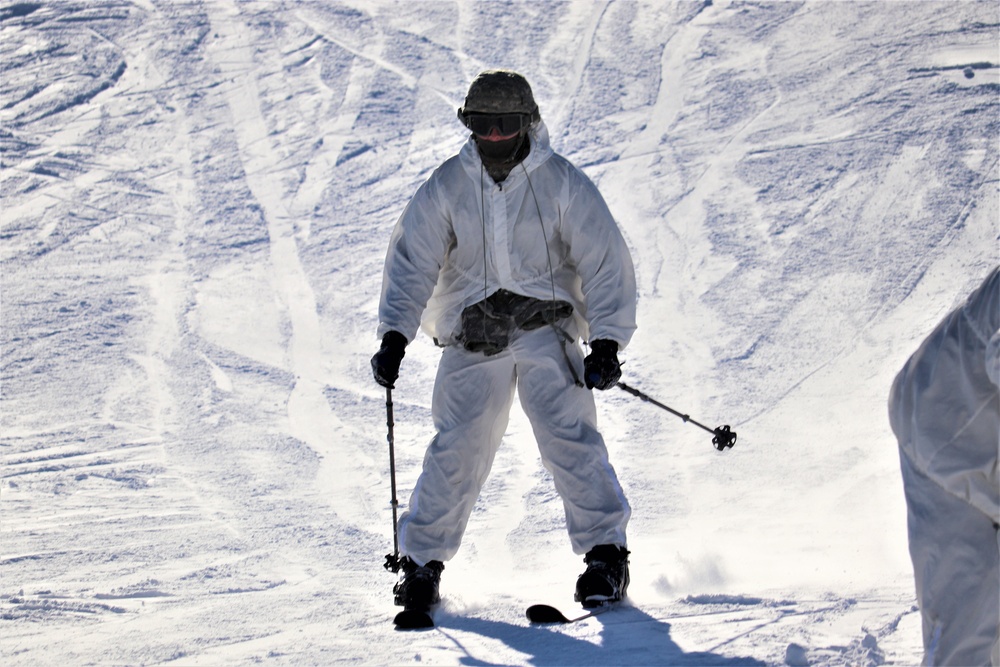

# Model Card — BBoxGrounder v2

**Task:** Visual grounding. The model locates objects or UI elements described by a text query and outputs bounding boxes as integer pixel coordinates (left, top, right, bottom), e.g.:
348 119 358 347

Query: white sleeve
377 178 452 343
560 168 637 348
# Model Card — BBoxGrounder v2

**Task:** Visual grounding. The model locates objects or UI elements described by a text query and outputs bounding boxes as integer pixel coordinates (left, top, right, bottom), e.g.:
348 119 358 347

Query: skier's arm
560 170 637 349
377 180 452 343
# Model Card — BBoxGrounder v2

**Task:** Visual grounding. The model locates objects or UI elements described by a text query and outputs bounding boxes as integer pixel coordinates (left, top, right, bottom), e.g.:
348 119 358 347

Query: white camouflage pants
398 325 630 564
899 448 1000 667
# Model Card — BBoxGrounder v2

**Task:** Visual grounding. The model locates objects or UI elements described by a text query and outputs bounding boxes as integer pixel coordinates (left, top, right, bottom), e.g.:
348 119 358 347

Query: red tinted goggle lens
462 113 530 136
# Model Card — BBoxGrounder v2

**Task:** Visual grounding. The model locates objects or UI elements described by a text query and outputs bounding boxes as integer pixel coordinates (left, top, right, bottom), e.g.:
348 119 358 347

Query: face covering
475 133 530 182
476 134 522 162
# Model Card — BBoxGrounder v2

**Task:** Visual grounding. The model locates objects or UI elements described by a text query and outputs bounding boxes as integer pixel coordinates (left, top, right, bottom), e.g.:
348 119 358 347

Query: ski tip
526 604 570 624
394 608 435 630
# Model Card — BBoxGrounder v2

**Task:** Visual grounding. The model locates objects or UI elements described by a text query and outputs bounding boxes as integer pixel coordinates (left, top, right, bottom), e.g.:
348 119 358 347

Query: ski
393 608 435 629
526 602 617 624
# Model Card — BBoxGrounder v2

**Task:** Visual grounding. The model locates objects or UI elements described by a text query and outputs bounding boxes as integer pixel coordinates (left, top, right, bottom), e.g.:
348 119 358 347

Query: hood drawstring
472 146 585 388
479 161 489 345
521 162 585 388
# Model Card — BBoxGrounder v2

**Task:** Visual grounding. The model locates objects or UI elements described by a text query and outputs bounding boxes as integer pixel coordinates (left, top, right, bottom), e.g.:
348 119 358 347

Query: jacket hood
458 120 555 185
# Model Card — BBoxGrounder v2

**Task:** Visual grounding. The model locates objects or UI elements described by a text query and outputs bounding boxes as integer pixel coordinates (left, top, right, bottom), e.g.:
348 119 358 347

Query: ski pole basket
616 382 737 451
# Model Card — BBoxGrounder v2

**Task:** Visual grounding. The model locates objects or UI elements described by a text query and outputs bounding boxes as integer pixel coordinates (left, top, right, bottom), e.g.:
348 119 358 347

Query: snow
2 1 997 665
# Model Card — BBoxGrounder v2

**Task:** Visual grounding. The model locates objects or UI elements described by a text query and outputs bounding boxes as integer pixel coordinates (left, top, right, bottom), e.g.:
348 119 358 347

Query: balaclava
459 70 540 182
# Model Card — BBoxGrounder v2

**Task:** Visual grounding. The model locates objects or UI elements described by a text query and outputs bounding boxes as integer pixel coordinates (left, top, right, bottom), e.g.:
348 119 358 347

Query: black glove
584 339 621 390
371 331 407 388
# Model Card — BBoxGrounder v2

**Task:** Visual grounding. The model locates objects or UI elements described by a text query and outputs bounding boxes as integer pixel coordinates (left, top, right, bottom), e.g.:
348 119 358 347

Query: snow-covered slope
2 1 997 665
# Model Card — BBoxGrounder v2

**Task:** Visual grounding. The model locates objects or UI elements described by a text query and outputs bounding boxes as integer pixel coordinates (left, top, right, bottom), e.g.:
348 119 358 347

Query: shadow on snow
433 605 766 666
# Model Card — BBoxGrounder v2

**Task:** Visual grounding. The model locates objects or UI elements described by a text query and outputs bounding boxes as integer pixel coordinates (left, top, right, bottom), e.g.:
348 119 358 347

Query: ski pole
383 387 402 573
615 381 737 451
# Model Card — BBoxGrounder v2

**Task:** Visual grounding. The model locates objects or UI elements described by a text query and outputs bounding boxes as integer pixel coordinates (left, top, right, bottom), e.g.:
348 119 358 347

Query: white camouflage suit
888 266 1000 666
377 121 636 565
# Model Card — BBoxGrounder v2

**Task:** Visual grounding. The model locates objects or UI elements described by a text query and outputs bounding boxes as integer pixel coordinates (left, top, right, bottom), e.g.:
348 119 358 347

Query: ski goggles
458 111 532 136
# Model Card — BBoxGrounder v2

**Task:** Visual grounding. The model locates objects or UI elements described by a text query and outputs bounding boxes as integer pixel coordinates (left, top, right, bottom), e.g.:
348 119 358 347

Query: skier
888 266 999 666
371 70 636 615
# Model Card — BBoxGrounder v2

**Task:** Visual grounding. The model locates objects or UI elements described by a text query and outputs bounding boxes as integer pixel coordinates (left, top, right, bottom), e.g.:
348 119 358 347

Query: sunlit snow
2 1 997 665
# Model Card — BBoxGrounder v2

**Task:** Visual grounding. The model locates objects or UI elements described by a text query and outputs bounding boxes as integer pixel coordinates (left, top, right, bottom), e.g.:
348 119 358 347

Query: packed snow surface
2 1 997 665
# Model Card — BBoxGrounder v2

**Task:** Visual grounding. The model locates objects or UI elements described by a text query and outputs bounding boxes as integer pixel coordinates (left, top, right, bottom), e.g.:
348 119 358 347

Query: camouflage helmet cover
459 70 540 121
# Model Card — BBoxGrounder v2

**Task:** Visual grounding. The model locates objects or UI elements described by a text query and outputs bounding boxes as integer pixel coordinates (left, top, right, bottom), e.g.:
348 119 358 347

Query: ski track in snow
206 0 382 538
2 1 997 665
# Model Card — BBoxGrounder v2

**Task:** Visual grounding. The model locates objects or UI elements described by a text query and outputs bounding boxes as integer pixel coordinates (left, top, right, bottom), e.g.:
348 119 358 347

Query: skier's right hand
371 331 407 388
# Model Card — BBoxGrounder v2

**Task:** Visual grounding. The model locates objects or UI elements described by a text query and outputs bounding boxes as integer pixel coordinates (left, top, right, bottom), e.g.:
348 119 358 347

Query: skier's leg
513 327 630 554
899 447 1000 667
398 346 517 565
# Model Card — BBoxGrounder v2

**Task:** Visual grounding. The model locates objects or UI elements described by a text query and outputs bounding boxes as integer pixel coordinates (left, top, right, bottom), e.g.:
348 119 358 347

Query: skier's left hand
584 339 621 390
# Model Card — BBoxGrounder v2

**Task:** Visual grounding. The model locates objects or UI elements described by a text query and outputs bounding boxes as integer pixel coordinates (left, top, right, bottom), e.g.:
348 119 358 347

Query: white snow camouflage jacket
889 266 1000 520
377 121 637 349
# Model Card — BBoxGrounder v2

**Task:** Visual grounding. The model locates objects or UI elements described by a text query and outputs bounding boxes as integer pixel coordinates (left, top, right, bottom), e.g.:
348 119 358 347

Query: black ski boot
574 544 630 608
393 557 444 611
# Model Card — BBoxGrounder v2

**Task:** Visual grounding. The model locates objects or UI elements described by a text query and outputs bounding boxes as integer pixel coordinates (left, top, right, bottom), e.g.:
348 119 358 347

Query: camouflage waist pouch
458 289 573 356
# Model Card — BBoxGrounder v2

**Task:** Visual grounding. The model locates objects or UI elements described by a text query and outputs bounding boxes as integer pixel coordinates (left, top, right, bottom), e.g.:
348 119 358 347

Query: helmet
458 70 540 121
